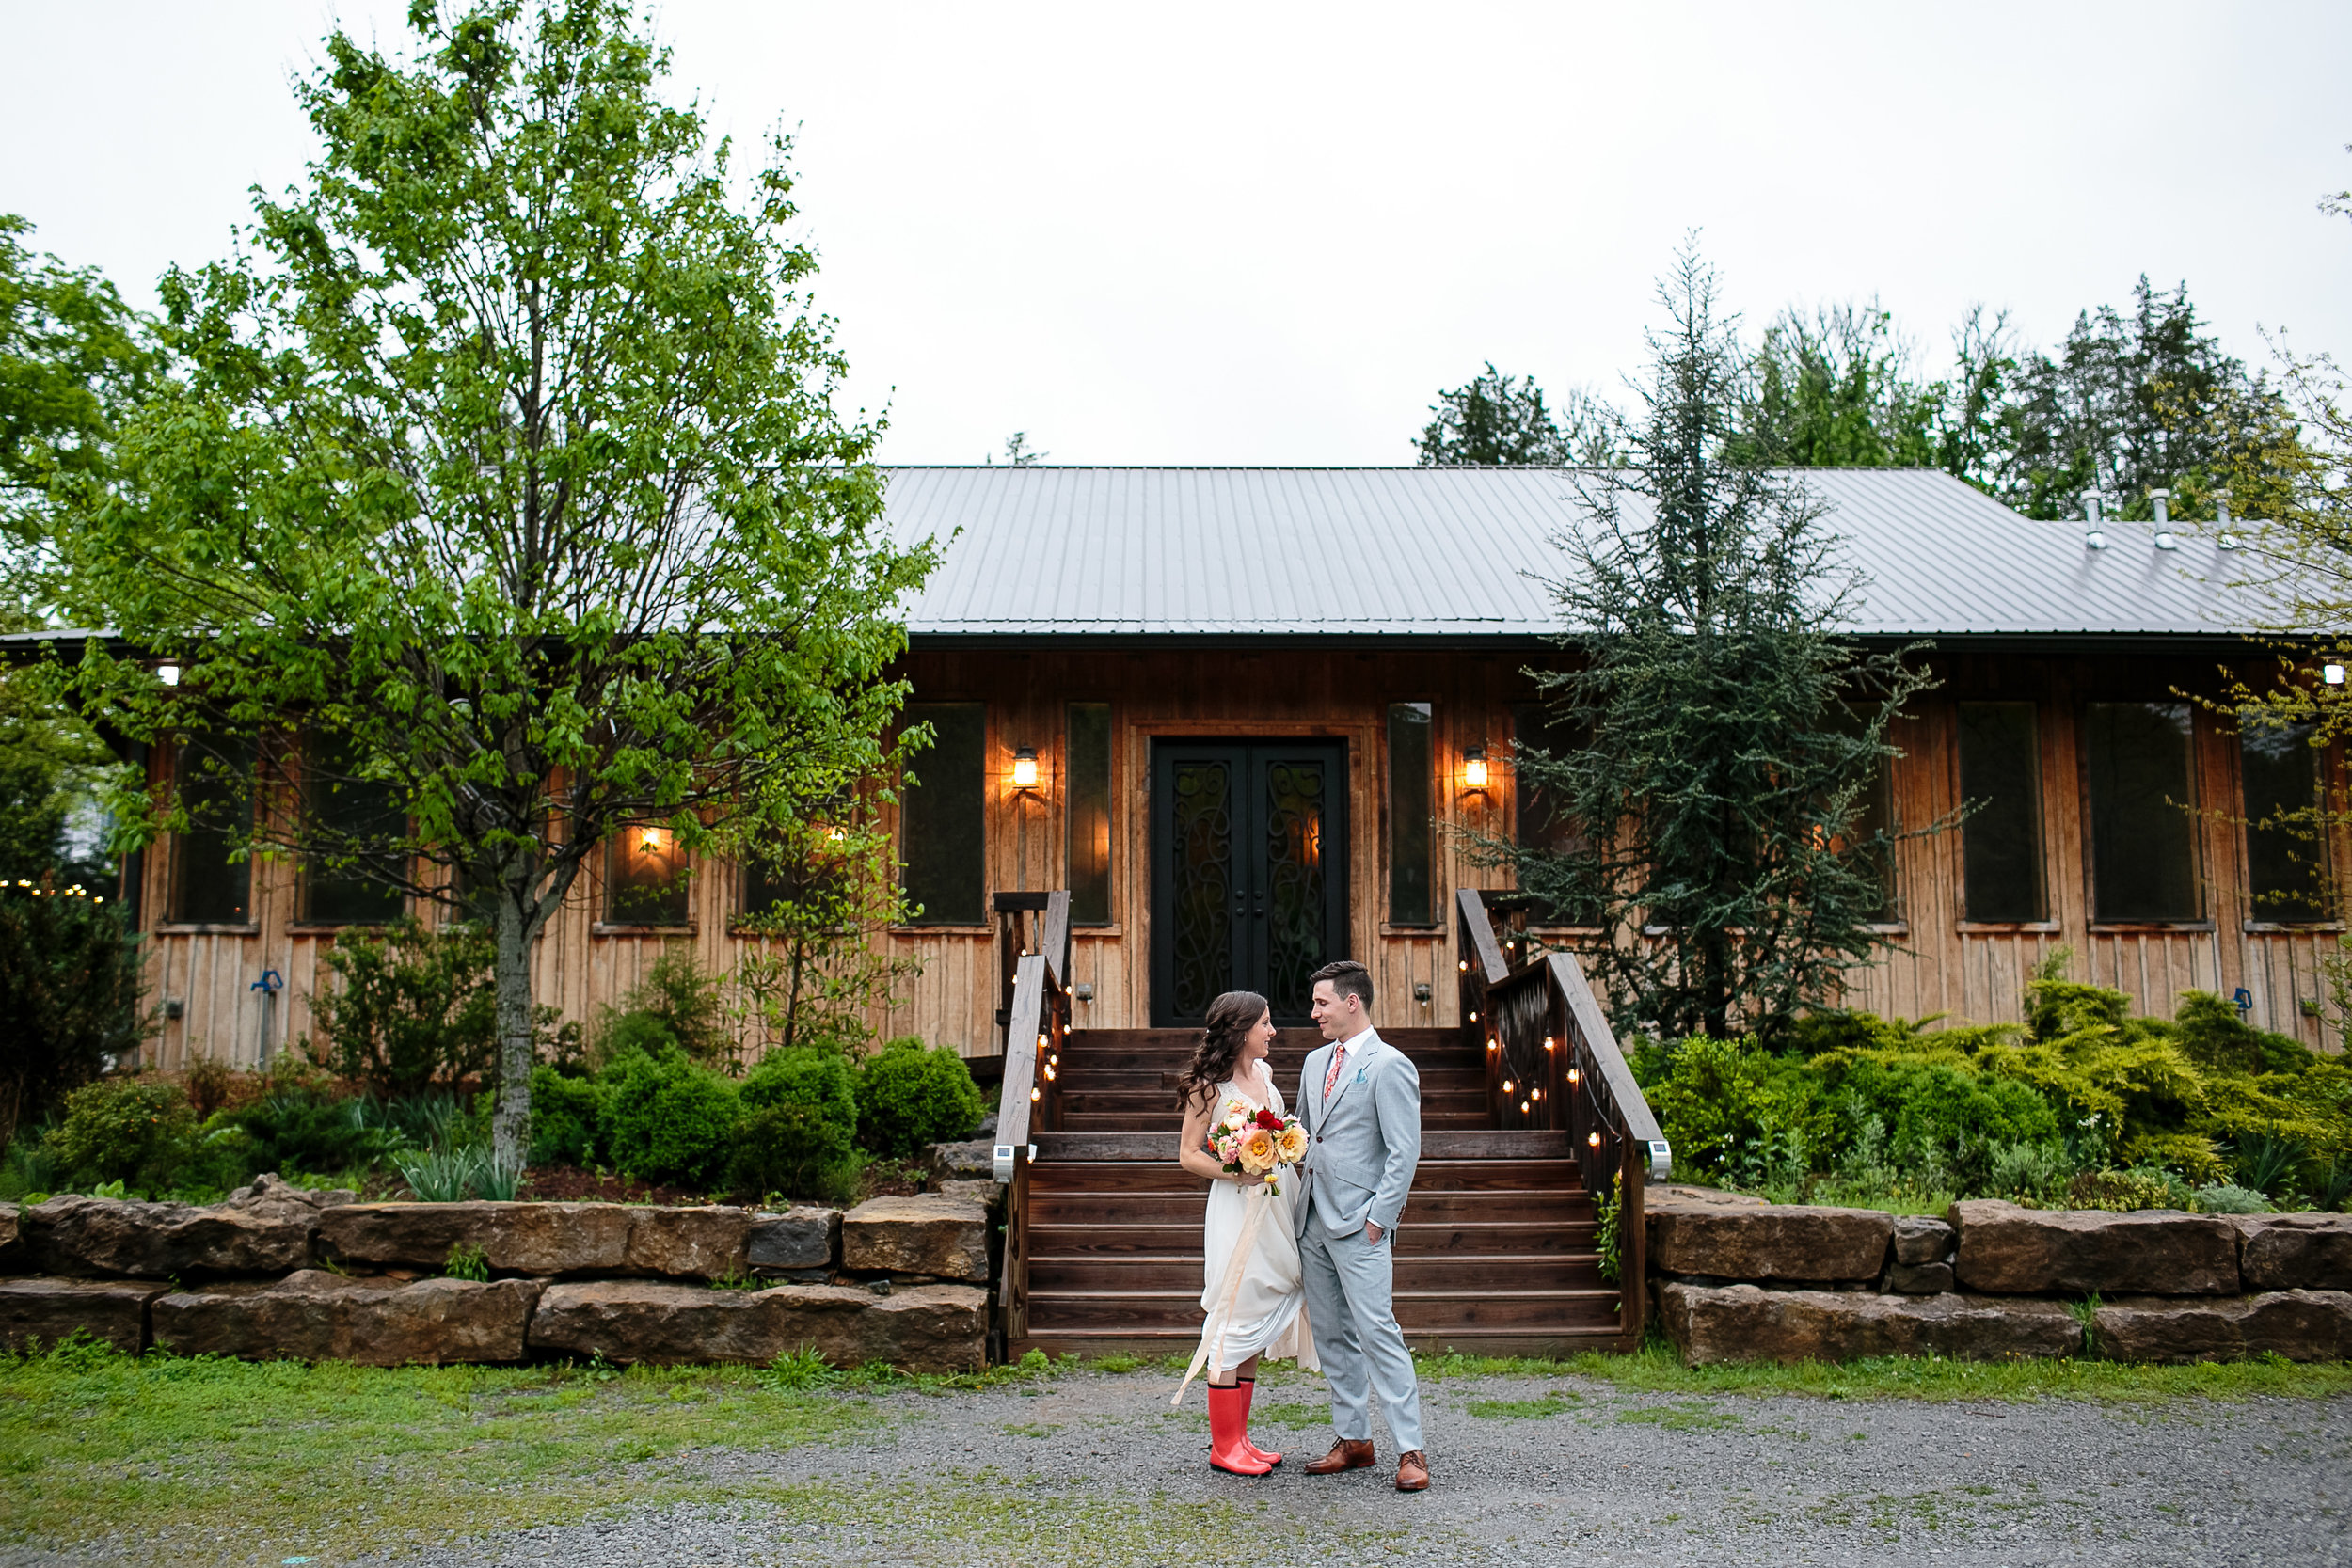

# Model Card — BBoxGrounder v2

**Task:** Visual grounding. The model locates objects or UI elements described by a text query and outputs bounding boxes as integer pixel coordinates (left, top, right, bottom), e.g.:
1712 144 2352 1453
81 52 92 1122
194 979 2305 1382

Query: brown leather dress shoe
1304 1437 1375 1474
1394 1450 1430 1491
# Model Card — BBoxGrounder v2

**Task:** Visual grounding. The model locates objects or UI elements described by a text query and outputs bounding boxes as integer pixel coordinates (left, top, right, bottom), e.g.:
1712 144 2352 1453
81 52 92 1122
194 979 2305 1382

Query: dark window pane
1387 703 1434 925
170 738 251 924
1513 703 1596 924
1957 703 2045 922
607 824 691 925
1067 703 1112 925
2086 702 2201 922
742 834 846 923
902 703 986 926
1512 703 1582 854
2242 717 2329 922
301 736 405 925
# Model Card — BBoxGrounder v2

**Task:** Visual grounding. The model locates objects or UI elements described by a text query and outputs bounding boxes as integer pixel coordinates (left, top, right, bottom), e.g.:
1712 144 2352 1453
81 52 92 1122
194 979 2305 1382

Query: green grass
1615 1401 1742 1431
1411 1341 2352 1403
1466 1390 1581 1419
0 1338 886 1560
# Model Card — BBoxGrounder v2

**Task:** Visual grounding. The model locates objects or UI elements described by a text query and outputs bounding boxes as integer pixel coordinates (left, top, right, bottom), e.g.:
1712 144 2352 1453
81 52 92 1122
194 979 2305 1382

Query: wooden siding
133 646 2345 1068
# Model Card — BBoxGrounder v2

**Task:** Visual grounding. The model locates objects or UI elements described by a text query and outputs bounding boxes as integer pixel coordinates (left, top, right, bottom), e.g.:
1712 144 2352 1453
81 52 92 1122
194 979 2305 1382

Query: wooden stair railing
993 890 1073 1037
989 889 1073 1362
1455 888 1674 1352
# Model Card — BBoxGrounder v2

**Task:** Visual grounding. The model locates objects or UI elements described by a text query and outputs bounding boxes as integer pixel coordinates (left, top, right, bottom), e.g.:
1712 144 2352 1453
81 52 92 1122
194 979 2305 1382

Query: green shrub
595 949 736 1067
726 1047 862 1200
1645 1036 1820 1182
310 919 498 1095
854 1037 986 1159
2067 1165 2194 1212
0 893 144 1148
2172 990 2314 1076
602 1048 739 1187
2191 1182 2273 1215
528 1065 605 1167
45 1079 197 1193
218 1086 401 1178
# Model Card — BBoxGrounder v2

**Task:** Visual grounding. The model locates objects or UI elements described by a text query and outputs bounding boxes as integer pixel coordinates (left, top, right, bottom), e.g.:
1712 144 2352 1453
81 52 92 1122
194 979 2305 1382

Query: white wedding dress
1194 1069 1318 1375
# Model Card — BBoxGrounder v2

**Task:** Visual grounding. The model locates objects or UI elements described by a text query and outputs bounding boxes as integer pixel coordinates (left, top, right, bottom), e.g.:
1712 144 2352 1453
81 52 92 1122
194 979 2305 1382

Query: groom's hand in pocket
1363 1222 1384 1245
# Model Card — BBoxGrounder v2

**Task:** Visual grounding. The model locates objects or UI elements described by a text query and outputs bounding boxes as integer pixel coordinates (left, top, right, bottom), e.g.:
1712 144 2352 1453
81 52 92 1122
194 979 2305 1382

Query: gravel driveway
357 1368 2348 1568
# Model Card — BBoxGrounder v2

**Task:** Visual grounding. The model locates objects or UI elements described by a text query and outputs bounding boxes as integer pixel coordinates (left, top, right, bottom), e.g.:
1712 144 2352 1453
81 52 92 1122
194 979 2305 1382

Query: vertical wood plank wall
134 645 2344 1069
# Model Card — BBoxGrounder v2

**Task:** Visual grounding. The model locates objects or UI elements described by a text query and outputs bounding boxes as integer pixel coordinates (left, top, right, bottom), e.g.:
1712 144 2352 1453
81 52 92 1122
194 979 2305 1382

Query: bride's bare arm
1179 1092 1262 1184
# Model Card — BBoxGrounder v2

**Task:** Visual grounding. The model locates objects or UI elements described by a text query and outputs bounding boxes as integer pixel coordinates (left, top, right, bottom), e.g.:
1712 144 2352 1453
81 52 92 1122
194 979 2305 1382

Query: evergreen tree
1486 246 1936 1042
1416 363 1617 466
2000 277 2283 521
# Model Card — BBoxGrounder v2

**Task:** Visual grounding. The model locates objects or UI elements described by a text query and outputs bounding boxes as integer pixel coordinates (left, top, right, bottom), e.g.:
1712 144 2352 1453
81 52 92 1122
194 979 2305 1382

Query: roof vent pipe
2084 493 2106 551
2217 490 2240 549
2151 489 2177 550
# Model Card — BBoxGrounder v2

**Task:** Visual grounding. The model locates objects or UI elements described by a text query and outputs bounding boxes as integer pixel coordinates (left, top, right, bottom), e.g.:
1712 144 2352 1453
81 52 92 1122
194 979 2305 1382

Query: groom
1295 958 1428 1492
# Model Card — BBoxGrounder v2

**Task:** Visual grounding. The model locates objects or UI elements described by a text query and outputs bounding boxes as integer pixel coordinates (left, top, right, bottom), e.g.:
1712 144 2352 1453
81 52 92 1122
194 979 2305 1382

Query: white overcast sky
4 2 2346 465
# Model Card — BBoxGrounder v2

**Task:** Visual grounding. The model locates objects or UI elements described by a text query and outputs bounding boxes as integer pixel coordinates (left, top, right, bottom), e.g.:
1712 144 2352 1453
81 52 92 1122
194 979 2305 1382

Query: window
168 737 252 925
1067 703 1113 925
1849 750 1898 922
607 823 690 926
740 823 848 925
901 702 986 926
1512 704 1582 855
1513 703 1597 925
2241 717 2330 923
1387 703 1435 925
1956 703 2045 922
299 736 405 926
2085 702 2201 922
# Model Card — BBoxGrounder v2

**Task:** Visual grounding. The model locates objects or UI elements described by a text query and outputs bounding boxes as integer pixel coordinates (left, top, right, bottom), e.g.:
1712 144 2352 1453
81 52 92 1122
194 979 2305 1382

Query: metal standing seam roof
882 466 2287 641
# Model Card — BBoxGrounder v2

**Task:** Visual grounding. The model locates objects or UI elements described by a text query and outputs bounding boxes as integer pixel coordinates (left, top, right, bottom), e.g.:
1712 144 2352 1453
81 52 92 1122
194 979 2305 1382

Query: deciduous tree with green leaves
48 0 936 1166
1415 362 1617 467
1478 247 1937 1042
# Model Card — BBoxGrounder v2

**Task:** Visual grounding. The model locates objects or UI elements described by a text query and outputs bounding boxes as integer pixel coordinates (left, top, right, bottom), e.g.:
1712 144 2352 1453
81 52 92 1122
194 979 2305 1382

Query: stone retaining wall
0 1176 996 1370
1646 1189 2352 1367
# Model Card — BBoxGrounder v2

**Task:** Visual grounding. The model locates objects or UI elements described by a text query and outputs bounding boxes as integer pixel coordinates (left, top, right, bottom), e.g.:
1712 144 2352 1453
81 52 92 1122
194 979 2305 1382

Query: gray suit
1295 1027 1424 1454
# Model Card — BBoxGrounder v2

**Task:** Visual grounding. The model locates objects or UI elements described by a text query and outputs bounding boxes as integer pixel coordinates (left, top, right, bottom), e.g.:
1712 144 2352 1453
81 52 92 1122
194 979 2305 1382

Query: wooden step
1042 1066 1492 1093
1030 1131 1572 1164
1055 1112 1496 1133
1028 1253 1606 1293
1025 1288 1622 1333
1025 1218 1596 1256
1028 1159 1587 1194
1026 1191 1595 1226
1014 1327 1626 1359
1054 1091 1492 1119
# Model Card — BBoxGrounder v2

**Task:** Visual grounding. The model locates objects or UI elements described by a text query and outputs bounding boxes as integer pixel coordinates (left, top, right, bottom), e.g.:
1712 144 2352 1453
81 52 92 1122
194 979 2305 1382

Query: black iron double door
1150 739 1350 1028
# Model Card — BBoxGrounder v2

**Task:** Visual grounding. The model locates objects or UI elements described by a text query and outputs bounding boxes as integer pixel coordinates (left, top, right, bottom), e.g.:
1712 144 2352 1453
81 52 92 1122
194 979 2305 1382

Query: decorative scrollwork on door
1170 760 1233 1019
1262 761 1327 1018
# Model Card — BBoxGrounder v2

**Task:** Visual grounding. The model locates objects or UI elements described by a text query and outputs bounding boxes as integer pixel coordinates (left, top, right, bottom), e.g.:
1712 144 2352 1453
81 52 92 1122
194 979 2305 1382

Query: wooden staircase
1011 1026 1623 1358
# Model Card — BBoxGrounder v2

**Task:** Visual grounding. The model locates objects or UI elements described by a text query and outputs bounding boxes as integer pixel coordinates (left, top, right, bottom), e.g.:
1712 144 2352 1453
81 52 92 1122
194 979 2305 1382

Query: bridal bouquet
1209 1097 1310 1195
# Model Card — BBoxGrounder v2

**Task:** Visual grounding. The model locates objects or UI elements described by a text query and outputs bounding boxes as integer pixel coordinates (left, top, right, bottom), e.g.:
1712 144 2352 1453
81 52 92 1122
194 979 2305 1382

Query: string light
1520 1101 1531 1115
1030 1087 1041 1102
1531 1088 1542 1102
1566 1067 1581 1085
1588 1132 1602 1148
1543 1037 1555 1051
1502 1079 1514 1095
1458 959 1468 972
1468 1010 1478 1022
1042 1064 1056 1081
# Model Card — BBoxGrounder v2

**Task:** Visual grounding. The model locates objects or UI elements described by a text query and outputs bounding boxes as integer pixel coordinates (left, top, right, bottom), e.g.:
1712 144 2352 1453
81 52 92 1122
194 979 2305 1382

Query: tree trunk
491 893 535 1169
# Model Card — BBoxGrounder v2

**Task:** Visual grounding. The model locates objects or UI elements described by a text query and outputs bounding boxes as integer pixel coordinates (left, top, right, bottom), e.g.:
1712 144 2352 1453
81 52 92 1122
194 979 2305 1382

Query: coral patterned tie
1324 1043 1346 1098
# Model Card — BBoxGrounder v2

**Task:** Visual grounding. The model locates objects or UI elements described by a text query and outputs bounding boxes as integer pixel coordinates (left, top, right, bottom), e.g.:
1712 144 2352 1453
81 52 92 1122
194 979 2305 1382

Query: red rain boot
1207 1383 1272 1475
1238 1377 1281 1466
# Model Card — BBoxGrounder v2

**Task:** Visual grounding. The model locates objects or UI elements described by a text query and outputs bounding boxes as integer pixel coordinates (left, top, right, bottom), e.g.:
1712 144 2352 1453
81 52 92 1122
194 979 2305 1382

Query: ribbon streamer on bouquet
1172 1180 1274 1406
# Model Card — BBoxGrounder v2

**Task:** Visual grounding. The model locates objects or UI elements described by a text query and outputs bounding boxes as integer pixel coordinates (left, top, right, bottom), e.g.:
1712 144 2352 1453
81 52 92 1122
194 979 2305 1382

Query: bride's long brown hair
1176 990 1271 1113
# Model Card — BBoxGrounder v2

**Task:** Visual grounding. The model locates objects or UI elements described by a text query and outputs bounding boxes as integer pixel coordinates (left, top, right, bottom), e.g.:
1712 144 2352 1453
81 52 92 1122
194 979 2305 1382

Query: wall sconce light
1011 747 1040 789
2327 664 2346 688
638 825 666 856
156 664 182 687
1462 746 1489 792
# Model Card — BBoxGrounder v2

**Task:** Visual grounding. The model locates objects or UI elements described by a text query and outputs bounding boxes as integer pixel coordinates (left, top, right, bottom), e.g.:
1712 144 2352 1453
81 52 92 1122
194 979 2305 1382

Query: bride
1176 990 1316 1476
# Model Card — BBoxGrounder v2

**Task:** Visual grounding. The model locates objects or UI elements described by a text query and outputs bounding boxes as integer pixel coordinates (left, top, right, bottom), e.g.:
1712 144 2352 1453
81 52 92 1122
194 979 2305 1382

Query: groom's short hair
1309 959 1374 1010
